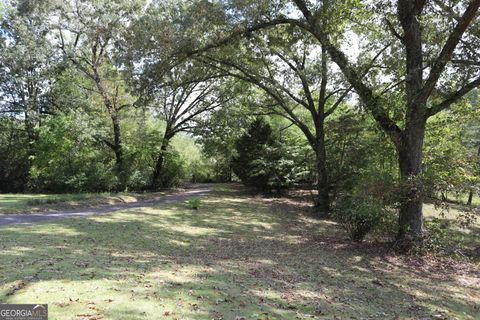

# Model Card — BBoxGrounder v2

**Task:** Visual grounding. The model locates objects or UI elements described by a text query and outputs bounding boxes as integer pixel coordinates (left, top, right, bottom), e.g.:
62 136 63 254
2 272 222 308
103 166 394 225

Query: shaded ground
0 184 478 319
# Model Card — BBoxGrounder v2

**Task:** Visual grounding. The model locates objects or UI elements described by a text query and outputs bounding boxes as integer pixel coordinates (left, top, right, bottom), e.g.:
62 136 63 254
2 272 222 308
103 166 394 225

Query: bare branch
384 18 405 44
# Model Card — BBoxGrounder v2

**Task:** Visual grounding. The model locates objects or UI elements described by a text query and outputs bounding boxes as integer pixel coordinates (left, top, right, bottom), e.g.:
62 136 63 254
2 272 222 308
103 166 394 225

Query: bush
0 118 30 192
159 149 188 188
333 195 389 241
333 172 398 241
186 197 201 210
421 218 451 252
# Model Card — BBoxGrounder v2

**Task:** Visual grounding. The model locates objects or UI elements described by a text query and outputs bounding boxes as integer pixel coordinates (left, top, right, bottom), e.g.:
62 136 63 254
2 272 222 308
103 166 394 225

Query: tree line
0 0 479 244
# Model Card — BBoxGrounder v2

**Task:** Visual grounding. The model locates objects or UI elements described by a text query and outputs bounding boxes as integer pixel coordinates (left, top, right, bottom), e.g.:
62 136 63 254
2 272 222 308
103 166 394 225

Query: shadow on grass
0 188 478 319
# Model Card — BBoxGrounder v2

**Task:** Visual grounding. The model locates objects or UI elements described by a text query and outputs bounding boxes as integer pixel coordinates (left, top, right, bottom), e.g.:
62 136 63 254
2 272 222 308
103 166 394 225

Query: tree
289 0 480 241
210 0 480 241
137 66 230 188
0 1 59 170
232 117 298 191
55 0 142 188
196 97 256 182
200 26 360 215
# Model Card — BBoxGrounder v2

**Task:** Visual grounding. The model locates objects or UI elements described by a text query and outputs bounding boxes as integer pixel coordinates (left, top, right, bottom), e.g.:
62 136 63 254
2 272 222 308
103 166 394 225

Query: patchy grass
0 191 165 214
0 185 479 319
423 203 480 255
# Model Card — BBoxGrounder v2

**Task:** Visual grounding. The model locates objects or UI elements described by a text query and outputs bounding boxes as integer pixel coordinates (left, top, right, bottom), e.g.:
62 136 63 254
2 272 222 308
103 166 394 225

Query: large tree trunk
395 1 426 242
314 125 330 217
396 119 426 240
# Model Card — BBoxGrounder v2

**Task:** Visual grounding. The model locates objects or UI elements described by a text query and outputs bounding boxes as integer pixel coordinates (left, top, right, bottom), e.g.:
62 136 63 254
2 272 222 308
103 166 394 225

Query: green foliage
333 170 398 241
196 101 254 182
422 218 452 253
30 112 118 192
423 112 473 199
0 118 30 192
231 117 299 192
160 148 188 188
333 194 388 242
326 108 398 195
186 197 201 210
231 117 273 189
333 196 395 241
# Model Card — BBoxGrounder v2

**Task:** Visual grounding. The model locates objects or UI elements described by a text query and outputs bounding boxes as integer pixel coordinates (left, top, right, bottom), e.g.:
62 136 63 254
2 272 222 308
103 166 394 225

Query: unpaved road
0 185 212 226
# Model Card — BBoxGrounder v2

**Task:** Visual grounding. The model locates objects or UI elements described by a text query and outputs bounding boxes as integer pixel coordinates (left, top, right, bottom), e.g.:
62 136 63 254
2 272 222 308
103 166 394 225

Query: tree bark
110 113 124 170
396 118 426 239
313 46 330 217
285 0 480 244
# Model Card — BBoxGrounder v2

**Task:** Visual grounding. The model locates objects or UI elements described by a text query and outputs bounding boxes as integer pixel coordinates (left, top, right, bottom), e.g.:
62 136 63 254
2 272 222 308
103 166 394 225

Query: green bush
0 118 30 192
333 172 398 241
159 149 188 187
186 197 201 210
333 195 388 241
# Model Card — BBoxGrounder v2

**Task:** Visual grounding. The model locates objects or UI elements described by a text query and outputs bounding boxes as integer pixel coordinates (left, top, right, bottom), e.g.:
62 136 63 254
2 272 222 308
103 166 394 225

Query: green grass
0 192 165 214
0 186 478 319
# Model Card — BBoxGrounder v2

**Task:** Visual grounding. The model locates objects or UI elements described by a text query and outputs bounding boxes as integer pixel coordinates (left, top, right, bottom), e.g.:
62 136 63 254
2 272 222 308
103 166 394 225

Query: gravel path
0 185 212 226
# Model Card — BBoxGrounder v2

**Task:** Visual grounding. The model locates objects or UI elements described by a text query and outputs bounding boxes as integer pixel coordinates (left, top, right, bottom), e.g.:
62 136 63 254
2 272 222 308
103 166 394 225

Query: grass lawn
0 191 165 214
0 185 479 319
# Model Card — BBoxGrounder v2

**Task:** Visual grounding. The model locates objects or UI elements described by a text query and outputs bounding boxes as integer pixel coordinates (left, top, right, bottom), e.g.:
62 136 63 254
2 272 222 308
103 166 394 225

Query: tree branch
422 0 480 100
427 76 480 117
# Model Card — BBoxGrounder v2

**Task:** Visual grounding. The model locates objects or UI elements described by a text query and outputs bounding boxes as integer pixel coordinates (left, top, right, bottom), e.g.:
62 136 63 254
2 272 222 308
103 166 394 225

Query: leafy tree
208 0 480 241
30 111 117 192
232 117 298 191
286 0 480 241
55 0 142 188
232 118 275 190
200 26 358 215
195 100 254 182
0 118 30 192
0 0 60 185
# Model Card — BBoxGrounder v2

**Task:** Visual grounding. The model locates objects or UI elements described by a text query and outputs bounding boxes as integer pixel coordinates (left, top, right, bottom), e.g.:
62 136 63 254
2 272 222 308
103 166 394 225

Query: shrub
421 218 451 253
333 195 390 241
187 197 201 210
332 171 398 241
